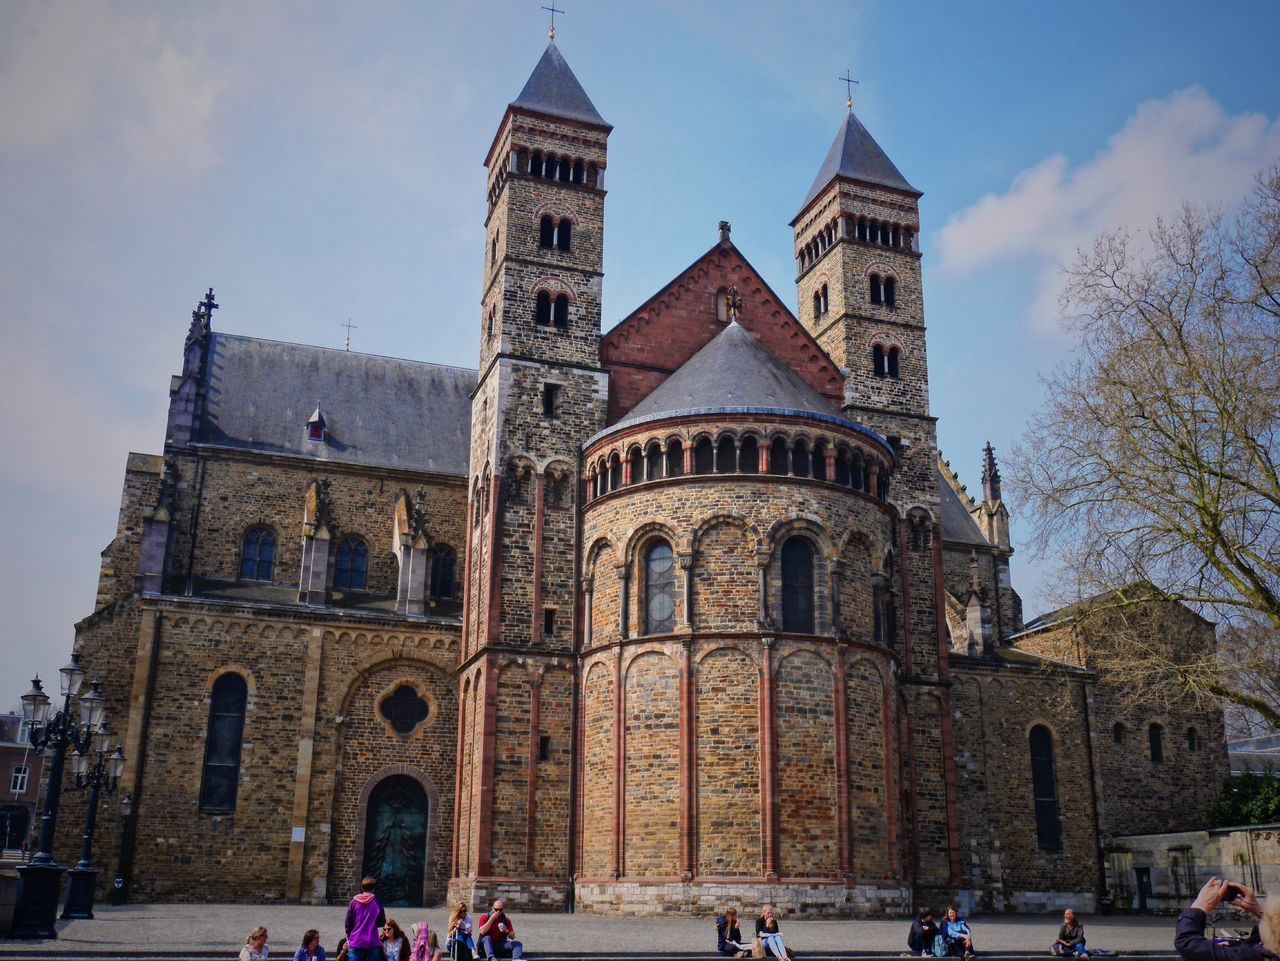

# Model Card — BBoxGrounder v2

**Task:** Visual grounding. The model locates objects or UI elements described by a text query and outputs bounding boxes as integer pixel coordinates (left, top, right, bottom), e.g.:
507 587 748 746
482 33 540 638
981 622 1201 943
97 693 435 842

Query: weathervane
839 69 859 110
341 319 358 351
725 285 743 323
542 4 563 40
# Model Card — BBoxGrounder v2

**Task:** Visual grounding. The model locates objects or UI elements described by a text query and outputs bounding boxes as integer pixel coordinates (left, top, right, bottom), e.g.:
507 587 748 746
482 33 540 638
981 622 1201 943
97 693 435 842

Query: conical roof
615 321 840 429
797 109 918 216
510 42 609 129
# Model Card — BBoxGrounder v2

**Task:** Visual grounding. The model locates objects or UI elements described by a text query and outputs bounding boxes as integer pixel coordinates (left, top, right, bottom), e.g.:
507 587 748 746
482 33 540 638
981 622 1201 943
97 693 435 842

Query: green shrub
1207 768 1280 827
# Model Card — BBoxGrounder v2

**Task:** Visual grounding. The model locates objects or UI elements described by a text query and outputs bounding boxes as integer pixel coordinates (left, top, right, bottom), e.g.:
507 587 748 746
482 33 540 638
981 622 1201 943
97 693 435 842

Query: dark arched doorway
1 805 29 850
361 775 428 906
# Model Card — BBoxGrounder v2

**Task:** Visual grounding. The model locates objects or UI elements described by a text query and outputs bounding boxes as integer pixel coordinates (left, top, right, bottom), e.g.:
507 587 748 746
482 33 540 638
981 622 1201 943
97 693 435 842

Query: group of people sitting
907 906 977 959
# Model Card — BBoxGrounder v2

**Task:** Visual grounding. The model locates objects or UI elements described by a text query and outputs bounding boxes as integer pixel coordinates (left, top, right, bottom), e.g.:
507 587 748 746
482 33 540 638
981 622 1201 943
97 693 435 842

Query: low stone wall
448 876 571 912
573 879 910 917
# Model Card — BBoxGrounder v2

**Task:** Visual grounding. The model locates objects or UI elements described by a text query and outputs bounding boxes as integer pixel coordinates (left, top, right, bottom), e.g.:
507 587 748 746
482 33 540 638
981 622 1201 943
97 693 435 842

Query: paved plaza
0 903 1223 956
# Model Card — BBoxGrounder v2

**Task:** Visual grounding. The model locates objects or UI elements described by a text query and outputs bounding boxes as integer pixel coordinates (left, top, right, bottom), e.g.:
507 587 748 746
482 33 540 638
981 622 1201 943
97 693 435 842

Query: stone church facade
61 41 1227 914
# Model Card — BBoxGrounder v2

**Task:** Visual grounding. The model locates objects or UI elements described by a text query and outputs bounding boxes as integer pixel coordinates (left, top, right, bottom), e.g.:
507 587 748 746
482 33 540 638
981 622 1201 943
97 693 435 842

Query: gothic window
715 436 736 474
379 684 430 736
694 437 714 474
335 538 369 591
643 540 676 635
888 346 901 379
553 294 570 328
430 545 456 599
792 438 811 478
666 439 684 478
870 274 883 305
873 344 886 377
1149 722 1165 763
557 219 572 252
539 215 555 249
769 437 789 475
781 536 815 633
240 527 276 581
739 436 759 474
1113 722 1126 744
200 672 248 812
645 443 663 480
884 277 897 308
1029 725 1062 851
535 291 552 326
1187 727 1199 752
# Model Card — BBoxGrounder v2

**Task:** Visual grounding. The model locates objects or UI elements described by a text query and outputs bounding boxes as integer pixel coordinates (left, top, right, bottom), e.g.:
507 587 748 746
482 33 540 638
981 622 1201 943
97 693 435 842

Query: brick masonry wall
580 659 615 878
695 647 760 876
490 668 532 876
847 656 891 881
776 649 839 878
533 666 573 878
622 651 681 877
95 453 163 609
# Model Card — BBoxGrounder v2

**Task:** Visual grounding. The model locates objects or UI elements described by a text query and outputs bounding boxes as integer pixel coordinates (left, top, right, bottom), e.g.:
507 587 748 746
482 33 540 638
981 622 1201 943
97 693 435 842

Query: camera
1223 885 1241 903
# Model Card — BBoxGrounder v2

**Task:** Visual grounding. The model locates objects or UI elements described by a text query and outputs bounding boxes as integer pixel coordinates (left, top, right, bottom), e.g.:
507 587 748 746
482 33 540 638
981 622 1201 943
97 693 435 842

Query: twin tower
451 39 951 913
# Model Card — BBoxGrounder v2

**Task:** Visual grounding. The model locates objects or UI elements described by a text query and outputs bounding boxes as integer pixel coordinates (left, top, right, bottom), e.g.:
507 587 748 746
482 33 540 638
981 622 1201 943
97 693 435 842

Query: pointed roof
796 109 919 218
510 42 609 129
610 320 846 432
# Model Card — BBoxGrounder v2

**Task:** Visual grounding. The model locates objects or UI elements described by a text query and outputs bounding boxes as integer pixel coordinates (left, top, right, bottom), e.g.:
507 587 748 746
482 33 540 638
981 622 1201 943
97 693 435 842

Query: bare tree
1010 164 1280 730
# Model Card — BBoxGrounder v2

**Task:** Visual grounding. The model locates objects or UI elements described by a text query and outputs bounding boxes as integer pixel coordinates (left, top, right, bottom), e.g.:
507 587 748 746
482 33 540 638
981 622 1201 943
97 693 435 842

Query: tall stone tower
792 107 961 898
451 38 611 909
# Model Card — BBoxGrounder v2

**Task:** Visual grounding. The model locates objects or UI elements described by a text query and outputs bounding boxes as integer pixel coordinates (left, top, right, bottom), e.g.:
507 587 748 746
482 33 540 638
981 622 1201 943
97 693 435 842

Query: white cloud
936 88 1280 330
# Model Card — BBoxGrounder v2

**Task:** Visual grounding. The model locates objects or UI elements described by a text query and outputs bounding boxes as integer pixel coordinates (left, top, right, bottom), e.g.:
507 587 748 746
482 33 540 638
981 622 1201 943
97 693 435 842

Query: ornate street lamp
62 721 125 920
12 655 100 940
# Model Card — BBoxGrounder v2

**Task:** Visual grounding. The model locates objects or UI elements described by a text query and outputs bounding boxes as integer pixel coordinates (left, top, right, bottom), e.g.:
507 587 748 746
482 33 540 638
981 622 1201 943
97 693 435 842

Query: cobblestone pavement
0 903 1229 955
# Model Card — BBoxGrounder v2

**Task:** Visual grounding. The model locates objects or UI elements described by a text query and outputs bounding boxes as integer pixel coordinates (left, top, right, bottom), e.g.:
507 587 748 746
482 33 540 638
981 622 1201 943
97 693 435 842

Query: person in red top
477 899 523 960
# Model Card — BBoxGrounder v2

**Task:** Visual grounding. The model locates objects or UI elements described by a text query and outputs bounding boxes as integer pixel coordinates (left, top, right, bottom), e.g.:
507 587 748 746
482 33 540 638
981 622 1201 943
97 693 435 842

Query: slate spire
797 108 918 215
510 41 610 129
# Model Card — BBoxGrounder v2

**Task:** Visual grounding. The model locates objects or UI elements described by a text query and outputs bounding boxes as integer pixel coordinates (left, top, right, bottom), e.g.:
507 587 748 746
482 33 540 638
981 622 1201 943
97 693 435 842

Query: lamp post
12 654 98 939
62 717 125 920
110 792 133 906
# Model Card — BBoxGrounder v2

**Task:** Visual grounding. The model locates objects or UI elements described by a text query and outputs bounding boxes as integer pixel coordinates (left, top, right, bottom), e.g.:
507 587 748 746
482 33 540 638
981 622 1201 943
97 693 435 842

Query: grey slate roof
511 42 609 129
200 333 476 475
799 109 919 214
614 320 842 429
938 471 989 547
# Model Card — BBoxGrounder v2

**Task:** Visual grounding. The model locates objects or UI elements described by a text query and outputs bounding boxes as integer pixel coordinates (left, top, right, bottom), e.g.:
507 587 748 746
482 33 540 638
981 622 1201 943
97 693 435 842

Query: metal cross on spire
839 69 860 110
341 319 358 351
201 287 219 318
542 4 563 40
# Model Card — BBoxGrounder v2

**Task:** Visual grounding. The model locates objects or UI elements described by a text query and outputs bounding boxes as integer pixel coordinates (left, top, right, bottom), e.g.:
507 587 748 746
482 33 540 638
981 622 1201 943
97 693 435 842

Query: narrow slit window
542 383 560 417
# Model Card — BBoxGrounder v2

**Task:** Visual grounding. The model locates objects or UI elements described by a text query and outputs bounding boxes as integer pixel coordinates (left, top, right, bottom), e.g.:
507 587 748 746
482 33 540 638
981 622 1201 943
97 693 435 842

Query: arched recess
693 517 757 632
839 532 876 643
695 646 760 876
354 763 441 907
580 659 615 877
489 665 532 876
767 519 833 635
585 538 619 650
775 648 838 878
846 657 889 879
623 651 680 877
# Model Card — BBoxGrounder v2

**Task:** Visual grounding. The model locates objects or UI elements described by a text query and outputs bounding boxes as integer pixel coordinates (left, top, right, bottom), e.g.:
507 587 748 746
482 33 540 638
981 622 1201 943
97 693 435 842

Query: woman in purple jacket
1174 876 1278 961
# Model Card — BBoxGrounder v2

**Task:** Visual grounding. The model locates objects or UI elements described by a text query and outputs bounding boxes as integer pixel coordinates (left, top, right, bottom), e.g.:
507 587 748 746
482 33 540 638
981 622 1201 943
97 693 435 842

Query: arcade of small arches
584 427 892 503
471 462 575 524
489 147 604 209
797 212 917 272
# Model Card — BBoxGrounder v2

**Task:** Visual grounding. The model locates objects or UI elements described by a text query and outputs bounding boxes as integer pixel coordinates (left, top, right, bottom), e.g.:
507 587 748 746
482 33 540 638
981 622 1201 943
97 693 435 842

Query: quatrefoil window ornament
379 684 430 735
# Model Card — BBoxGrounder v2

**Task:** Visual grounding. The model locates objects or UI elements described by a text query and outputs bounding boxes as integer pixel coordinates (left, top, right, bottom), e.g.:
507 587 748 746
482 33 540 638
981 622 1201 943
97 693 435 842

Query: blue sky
2 0 1279 696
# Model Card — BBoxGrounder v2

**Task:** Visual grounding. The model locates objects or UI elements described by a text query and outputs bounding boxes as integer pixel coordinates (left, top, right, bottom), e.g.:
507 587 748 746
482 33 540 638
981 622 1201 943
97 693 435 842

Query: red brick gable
600 239 845 423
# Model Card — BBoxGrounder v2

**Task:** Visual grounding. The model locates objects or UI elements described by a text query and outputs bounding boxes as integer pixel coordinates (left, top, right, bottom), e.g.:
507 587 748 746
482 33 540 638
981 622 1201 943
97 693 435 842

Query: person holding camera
477 899 523 960
1175 876 1279 961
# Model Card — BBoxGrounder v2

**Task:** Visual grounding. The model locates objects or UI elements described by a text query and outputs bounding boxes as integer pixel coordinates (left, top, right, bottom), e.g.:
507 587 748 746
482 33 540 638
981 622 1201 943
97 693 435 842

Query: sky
2 0 1279 701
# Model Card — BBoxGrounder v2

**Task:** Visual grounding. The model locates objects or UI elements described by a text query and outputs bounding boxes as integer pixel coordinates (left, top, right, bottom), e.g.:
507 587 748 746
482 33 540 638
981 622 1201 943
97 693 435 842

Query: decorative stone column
678 551 694 629
760 634 778 879
393 489 432 616
298 478 337 607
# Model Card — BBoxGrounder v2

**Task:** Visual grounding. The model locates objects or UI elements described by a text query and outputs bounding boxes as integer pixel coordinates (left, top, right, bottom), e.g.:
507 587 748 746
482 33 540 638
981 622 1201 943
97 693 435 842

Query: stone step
0 953 1184 961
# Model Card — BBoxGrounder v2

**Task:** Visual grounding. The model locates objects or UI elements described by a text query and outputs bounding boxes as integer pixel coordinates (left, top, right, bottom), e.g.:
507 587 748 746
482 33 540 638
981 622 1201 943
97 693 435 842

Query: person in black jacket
716 907 750 957
909 908 940 956
1174 876 1278 961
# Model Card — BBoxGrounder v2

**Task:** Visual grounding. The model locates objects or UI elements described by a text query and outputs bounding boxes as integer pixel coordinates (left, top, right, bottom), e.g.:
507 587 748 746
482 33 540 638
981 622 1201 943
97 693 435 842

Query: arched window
643 540 676 635
821 283 829 314
609 454 623 490
873 344 886 378
240 527 276 581
491 232 499 265
666 439 684 478
572 159 585 184
1029 725 1062 850
558 157 571 182
835 450 851 486
781 537 815 633
587 161 599 187
530 151 543 176
515 148 529 173
557 219 572 252
792 438 811 478
200 673 248 812
1186 727 1199 752
1113 722 1125 744
739 436 759 474
553 294 570 328
769 437 789 476
888 347 901 379
870 274 883 305
813 290 822 321
335 538 368 591
715 436 736 474
534 291 552 326
539 215 555 249
716 288 729 323
543 153 557 179
430 545 457 599
645 443 663 480
885 276 897 308
693 437 714 474
627 447 643 485
812 440 828 481
857 217 868 242
1149 723 1165 763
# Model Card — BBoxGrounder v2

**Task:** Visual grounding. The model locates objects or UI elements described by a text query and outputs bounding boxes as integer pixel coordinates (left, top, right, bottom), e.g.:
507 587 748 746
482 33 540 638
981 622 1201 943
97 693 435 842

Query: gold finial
542 4 563 41
839 69 859 111
725 285 743 323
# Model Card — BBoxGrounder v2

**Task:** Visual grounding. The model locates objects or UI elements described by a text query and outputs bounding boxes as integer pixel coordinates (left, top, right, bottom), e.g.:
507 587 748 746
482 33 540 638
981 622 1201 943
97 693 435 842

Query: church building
62 38 1227 914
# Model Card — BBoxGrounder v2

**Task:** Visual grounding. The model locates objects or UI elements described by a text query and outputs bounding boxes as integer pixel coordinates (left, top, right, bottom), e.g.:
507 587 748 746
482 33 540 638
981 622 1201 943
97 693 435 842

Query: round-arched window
644 541 675 635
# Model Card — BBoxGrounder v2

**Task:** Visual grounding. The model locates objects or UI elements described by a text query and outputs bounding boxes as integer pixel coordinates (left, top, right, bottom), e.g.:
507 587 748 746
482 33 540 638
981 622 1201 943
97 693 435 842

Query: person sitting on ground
294 928 327 961
334 939 348 961
716 906 751 957
448 902 476 960
910 908 940 956
344 876 386 961
478 899 524 960
1175 876 1279 961
410 922 430 961
940 906 975 958
382 919 412 961
1052 909 1088 958
427 930 442 961
755 904 794 960
240 926 269 961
